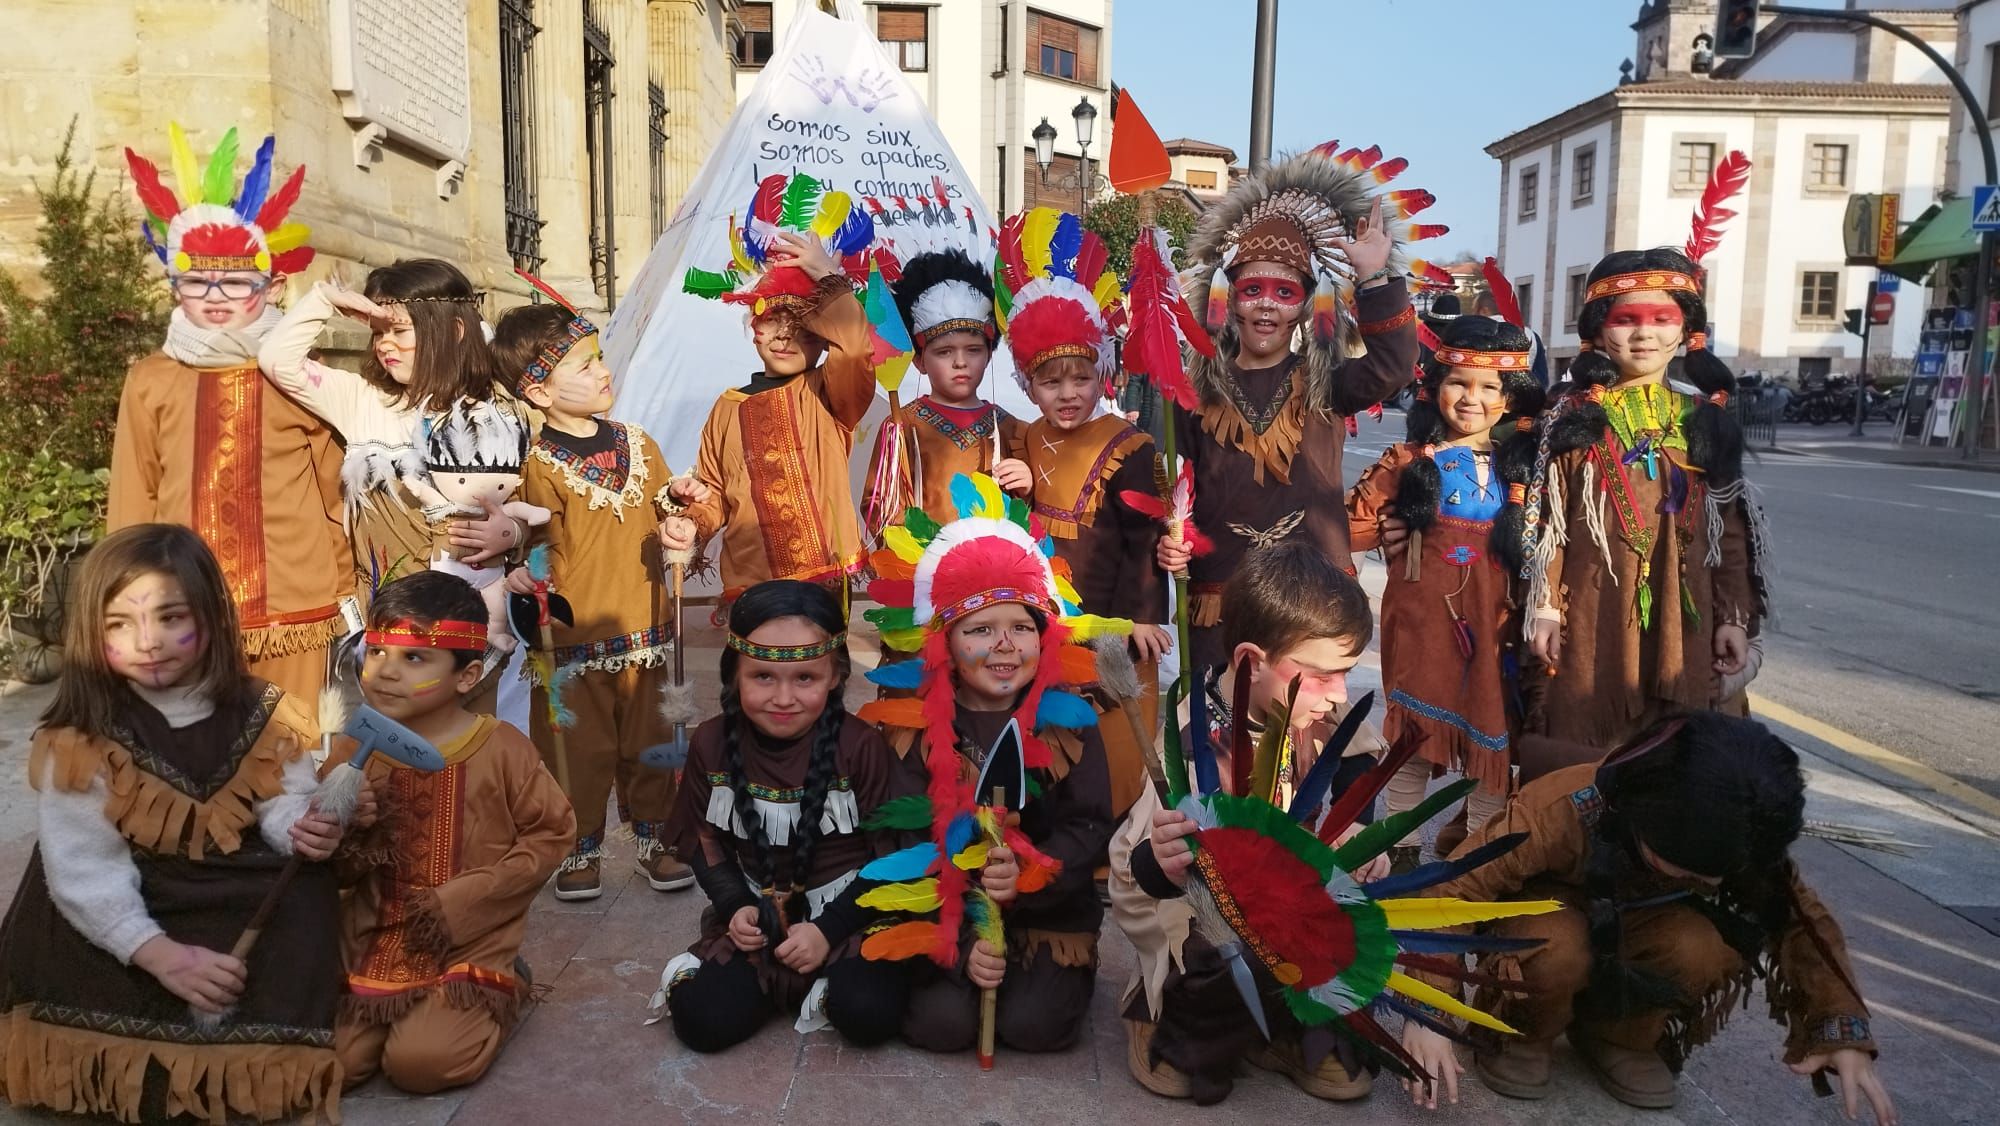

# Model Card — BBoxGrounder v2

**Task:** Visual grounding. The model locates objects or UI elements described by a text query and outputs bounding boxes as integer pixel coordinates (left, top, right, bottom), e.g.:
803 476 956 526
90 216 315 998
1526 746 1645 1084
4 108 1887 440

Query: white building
733 1 1114 217
1486 0 1953 381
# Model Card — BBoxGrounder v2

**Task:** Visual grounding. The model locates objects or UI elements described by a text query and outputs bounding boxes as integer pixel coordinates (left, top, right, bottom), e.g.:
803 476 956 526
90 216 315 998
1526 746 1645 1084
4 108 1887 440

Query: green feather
1330 778 1478 870
1006 495 1030 530
862 605 918 633
781 173 822 230
200 128 239 205
862 793 935 831
903 508 942 543
1201 791 1341 881
1334 897 1396 1002
1248 676 1300 804
682 266 742 299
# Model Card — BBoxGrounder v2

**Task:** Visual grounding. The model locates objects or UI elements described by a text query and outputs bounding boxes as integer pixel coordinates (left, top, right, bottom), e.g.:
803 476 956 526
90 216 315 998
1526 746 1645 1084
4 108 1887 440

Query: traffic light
1715 0 1760 60
1843 308 1864 337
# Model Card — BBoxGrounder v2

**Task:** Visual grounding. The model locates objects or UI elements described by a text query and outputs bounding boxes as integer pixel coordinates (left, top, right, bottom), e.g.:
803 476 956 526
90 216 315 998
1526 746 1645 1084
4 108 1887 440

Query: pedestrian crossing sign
1974 186 2000 231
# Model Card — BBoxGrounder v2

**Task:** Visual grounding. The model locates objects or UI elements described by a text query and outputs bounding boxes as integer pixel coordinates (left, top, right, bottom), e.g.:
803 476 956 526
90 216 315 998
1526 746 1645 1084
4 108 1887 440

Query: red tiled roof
1162 137 1238 161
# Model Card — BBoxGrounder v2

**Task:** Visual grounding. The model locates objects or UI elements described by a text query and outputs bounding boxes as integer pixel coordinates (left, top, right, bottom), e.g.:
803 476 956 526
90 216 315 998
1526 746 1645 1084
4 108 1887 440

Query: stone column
533 0 596 310
652 0 733 212
611 0 651 297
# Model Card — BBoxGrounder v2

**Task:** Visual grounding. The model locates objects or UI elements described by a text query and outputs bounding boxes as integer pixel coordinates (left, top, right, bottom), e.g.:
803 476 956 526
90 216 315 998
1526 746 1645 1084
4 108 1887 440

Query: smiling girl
1347 315 1544 870
1518 248 1768 748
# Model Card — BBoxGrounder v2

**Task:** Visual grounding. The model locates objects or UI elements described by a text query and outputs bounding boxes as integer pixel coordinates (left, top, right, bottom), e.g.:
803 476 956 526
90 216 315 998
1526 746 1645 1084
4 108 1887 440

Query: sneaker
1124 1018 1192 1099
638 847 696 892
1474 1037 1553 1100
1245 1036 1371 1101
1572 1027 1678 1109
553 856 602 901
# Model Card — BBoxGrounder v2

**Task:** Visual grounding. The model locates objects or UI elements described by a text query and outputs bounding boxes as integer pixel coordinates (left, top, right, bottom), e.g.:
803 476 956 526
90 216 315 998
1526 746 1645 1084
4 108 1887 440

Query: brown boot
1433 805 1472 858
637 843 695 892
1124 1018 1193 1099
1572 1028 1678 1108
553 856 602 901
1245 1036 1371 1101
1473 1036 1553 1100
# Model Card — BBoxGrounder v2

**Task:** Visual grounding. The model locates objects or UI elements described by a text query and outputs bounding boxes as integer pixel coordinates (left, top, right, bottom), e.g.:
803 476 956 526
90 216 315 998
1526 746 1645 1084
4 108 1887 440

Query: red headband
365 618 489 652
1434 346 1532 370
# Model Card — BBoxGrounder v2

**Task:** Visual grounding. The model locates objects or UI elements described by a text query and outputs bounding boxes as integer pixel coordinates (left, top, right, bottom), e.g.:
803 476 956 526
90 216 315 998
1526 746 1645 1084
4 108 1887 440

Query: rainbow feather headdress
126 123 314 278
855 472 1131 965
681 172 879 316
992 207 1125 391
1163 683 1560 1083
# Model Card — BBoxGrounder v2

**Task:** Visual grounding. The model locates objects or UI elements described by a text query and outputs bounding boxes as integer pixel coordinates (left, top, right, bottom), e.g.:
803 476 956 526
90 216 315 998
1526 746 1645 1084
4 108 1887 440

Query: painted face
372 303 420 385
1026 355 1099 431
531 333 614 418
949 602 1044 711
1436 365 1509 440
1259 634 1363 730
172 269 270 330
917 331 992 406
102 571 204 690
1231 262 1308 363
734 616 837 741
752 311 826 377
1596 292 1686 384
361 641 480 723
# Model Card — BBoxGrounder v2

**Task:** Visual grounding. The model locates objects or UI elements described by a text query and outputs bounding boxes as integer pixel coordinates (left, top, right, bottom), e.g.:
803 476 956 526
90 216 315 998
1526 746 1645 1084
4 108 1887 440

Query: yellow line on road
1749 692 2000 822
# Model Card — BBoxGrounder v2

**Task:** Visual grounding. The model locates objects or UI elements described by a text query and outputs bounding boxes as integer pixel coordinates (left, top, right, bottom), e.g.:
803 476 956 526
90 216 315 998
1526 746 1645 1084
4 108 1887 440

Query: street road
1345 416 2000 799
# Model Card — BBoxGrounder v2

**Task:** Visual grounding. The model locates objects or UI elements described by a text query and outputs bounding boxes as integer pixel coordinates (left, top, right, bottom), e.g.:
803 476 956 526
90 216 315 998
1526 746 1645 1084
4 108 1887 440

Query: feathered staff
1683 150 1752 265
640 477 701 771
860 257 919 542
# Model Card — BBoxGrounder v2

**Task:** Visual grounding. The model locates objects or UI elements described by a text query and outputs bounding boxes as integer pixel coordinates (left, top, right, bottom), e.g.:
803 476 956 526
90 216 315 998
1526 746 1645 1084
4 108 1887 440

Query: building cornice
1486 81 1950 158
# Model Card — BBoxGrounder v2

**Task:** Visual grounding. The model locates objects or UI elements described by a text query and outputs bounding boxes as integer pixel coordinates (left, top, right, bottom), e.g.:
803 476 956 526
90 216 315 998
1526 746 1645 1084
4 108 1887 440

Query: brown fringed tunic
867 397 1027 528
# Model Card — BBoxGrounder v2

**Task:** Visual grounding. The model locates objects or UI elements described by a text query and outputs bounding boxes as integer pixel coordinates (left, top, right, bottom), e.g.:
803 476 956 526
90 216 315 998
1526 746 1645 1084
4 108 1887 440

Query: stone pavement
0 575 1996 1124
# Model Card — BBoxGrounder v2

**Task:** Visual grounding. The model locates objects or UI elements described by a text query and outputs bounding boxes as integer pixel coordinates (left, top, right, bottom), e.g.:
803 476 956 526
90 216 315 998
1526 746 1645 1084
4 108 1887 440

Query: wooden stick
539 608 571 793
227 853 302 962
977 784 1004 1071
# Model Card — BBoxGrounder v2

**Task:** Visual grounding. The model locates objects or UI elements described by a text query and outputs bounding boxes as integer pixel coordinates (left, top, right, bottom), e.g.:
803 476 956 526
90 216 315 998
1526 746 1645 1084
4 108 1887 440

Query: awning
1887 197 1977 279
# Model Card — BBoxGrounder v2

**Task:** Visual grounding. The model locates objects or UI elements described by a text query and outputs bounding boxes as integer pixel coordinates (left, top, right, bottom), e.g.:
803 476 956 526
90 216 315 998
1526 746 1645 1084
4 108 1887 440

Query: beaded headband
522 316 600 388
1434 346 1532 370
181 253 266 272
1026 342 1098 373
931 586 1057 632
726 632 847 662
914 317 995 349
1583 270 1698 304
393 293 485 306
365 617 489 652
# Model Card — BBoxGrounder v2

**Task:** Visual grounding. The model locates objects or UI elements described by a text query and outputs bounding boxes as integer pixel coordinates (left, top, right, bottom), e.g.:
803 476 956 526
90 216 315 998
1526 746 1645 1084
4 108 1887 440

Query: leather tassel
1404 529 1422 582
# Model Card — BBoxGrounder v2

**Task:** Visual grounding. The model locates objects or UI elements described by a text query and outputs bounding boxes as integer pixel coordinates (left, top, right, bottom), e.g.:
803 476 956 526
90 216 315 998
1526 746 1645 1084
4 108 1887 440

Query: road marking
1750 693 2000 822
1753 481 1998 517
1918 485 2000 500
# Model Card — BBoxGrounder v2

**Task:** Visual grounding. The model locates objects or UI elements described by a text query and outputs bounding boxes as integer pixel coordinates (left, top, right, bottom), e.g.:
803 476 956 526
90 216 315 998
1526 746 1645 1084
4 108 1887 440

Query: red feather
1388 189 1435 218
932 174 950 211
998 214 1027 291
1684 149 1752 262
1119 488 1167 519
1073 231 1109 293
1184 525 1215 555
1409 260 1456 290
748 174 784 225
1481 258 1524 328
124 149 182 224
1404 223 1449 242
871 246 902 283
1309 137 1340 159
1229 660 1253 798
1417 321 1443 353
271 247 316 278
1332 147 1361 166
861 195 886 215
1122 227 1205 410
1202 828 1356 981
254 165 305 230
1370 157 1409 184
1367 402 1383 422
1345 415 1360 439
1353 144 1382 171
891 195 910 212
1318 730 1427 843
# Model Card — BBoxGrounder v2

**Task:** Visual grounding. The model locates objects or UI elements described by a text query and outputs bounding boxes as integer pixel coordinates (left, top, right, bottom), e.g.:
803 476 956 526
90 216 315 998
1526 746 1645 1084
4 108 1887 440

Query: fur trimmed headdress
681 172 878 317
992 208 1125 391
126 123 313 277
1181 143 1441 409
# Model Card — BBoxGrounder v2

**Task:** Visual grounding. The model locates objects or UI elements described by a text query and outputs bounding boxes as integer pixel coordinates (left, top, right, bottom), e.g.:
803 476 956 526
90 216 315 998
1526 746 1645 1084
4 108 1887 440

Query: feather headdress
1181 143 1436 409
681 172 878 315
855 473 1131 964
993 207 1124 391
1684 150 1752 265
126 123 314 277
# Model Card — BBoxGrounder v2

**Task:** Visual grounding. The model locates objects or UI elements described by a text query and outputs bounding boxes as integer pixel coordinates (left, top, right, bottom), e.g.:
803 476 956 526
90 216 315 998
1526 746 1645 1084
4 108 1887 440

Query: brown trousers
902 936 1098 1054
247 646 328 708
336 996 504 1094
530 660 679 849
1482 901 1743 1052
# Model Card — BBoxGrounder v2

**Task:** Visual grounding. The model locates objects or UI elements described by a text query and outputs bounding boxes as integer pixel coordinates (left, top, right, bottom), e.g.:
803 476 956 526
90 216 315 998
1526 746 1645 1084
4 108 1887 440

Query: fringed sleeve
1771 869 1877 1063
1346 444 1415 552
1329 279 1419 416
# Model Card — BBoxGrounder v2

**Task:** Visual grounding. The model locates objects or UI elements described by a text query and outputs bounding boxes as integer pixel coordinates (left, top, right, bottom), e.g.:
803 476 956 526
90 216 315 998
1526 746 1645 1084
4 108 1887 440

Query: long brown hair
41 524 247 739
361 258 504 408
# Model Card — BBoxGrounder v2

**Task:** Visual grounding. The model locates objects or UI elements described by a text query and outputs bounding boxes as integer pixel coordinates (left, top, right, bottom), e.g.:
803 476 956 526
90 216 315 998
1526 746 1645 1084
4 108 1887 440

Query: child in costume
111 123 350 704
995 207 1168 817
1519 246 1767 749
673 174 879 600
491 300 700 900
259 259 530 603
0 524 345 1123
1395 712 1895 1122
855 473 1126 1055
1112 537 1558 1108
653 580 906 1052
1347 315 1544 872
1157 145 1424 673
332 571 574 1094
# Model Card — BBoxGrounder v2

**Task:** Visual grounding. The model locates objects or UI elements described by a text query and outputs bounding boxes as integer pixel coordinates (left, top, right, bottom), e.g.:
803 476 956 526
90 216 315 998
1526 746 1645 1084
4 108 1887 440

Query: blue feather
234 135 275 221
948 473 981 520
864 660 926 690
1286 690 1376 821
1048 212 1083 278
944 810 978 856
828 206 874 258
1361 833 1531 899
1388 929 1546 956
860 842 940 882
1189 685 1219 796
139 220 166 264
1036 688 1097 730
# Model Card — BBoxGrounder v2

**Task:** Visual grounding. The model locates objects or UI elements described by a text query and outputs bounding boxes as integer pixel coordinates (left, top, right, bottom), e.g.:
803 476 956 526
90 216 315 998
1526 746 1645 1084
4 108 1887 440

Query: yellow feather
812 191 852 238
1061 613 1133 642
1379 898 1564 931
728 215 755 274
168 122 202 206
856 878 941 912
972 474 1005 520
883 524 926 564
1387 972 1520 1035
950 841 989 871
265 222 310 253
1092 270 1122 311
1053 574 1081 606
881 625 927 653
1023 207 1059 279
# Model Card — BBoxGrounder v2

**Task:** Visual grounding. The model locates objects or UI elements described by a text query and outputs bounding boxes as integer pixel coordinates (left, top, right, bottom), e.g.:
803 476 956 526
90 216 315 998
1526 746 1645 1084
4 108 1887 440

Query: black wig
888 247 995 343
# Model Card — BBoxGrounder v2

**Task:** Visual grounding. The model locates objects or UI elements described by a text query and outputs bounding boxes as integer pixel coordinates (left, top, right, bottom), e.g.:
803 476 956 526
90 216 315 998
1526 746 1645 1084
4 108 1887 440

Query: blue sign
1973 185 2000 231
1875 270 1900 294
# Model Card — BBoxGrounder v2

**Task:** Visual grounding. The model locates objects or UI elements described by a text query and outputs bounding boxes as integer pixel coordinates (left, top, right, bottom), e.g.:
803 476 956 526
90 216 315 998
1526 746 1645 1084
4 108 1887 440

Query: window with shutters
1185 168 1217 190
735 3 773 67
1674 139 1717 191
1798 270 1838 321
1028 10 1099 86
876 6 927 71
1518 165 1539 221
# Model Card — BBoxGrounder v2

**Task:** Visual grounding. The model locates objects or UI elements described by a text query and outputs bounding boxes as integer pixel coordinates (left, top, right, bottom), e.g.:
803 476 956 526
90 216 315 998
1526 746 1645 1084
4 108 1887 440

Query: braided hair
717 580 853 922
1399 316 1546 573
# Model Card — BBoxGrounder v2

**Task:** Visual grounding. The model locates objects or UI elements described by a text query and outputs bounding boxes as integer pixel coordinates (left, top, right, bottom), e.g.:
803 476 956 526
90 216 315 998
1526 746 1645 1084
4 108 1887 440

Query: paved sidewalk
1758 422 2000 473
0 592 1995 1124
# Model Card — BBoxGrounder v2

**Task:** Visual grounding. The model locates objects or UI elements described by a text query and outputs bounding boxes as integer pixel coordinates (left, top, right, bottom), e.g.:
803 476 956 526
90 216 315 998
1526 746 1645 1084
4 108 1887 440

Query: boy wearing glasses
109 123 351 703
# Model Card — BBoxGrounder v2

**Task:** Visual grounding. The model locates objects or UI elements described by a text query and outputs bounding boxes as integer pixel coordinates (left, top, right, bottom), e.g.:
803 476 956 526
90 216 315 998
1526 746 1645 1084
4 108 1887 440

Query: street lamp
1032 101 1102 214
1032 117 1057 175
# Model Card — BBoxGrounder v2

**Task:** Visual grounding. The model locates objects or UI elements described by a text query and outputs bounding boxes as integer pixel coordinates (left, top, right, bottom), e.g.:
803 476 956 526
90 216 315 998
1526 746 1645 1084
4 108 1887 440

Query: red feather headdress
126 122 313 277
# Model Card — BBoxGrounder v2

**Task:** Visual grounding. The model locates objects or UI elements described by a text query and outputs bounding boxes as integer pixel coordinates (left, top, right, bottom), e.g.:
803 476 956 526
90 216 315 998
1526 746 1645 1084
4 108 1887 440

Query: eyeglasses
171 275 270 301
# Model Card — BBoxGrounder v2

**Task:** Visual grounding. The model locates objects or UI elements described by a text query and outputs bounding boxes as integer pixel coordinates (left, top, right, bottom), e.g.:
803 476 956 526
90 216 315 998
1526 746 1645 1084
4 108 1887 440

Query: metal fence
1731 387 1779 451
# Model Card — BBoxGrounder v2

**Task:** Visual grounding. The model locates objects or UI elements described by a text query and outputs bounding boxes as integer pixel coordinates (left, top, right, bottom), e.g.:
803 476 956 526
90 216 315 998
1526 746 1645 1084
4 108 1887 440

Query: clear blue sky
1106 0 1711 257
